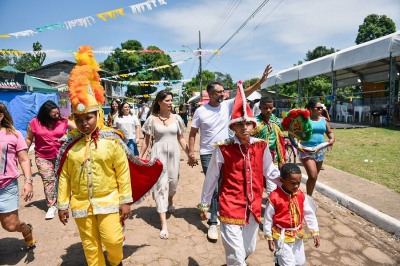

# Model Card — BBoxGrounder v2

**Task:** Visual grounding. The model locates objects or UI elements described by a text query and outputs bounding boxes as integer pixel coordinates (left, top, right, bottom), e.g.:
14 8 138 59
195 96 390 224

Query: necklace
158 114 170 126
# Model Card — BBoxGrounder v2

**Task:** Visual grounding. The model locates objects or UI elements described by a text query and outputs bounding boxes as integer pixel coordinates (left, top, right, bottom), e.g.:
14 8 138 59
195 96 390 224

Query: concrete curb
301 175 400 237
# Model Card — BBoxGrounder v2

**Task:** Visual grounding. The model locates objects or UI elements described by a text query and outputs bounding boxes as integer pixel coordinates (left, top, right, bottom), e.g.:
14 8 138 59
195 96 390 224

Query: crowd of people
0 47 335 265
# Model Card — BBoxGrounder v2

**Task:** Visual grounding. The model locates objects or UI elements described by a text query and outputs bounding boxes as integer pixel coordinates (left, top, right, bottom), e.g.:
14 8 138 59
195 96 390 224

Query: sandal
167 205 175 214
159 229 169 239
23 223 36 250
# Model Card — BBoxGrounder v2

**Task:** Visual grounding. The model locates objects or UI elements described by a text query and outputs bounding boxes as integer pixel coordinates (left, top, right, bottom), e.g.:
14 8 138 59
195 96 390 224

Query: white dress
142 114 186 212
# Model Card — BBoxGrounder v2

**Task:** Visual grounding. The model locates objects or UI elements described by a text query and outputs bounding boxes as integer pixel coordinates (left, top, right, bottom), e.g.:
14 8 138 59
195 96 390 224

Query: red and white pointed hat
229 81 256 128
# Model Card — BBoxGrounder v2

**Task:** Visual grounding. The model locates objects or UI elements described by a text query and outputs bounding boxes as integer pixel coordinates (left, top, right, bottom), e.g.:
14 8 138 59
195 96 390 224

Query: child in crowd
253 97 286 169
264 163 320 266
198 82 280 265
56 46 132 266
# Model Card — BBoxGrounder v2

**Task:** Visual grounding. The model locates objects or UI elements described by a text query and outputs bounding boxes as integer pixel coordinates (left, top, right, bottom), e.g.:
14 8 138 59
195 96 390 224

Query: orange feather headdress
68 45 105 129
68 45 105 114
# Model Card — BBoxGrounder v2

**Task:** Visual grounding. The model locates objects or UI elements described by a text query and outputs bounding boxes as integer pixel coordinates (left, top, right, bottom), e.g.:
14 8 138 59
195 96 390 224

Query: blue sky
0 0 399 84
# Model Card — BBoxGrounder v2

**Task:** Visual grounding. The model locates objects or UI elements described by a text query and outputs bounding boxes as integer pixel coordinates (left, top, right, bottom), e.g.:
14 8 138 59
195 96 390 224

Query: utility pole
198 30 203 102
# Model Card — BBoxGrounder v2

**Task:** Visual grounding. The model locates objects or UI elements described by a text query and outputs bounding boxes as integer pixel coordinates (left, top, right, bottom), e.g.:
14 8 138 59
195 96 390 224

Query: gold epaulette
213 138 234 147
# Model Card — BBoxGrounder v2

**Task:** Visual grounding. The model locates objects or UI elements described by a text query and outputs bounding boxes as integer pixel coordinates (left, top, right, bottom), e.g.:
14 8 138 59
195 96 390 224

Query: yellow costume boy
56 46 132 266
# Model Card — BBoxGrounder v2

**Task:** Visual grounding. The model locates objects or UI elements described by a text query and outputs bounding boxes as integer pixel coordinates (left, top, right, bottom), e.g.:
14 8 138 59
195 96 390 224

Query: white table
354 106 370 122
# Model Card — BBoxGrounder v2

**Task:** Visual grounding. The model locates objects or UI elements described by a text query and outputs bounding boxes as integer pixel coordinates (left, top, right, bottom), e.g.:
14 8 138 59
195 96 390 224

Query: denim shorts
299 149 325 162
0 179 19 213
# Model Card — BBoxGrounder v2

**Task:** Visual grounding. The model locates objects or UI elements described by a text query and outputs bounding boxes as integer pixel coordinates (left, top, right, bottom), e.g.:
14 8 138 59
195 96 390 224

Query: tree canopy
183 70 235 99
0 42 46 71
305 46 337 61
355 14 396 44
100 40 182 97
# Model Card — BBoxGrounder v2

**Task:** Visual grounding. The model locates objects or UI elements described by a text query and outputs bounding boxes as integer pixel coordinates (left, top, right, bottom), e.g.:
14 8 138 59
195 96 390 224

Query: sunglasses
315 107 323 110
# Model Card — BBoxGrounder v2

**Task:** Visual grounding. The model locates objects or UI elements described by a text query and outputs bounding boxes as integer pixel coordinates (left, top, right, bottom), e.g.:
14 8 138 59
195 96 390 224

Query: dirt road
1 128 399 265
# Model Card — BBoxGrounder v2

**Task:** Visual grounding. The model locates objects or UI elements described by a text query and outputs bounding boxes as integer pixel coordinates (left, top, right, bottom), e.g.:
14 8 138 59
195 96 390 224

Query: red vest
218 140 267 225
269 186 305 230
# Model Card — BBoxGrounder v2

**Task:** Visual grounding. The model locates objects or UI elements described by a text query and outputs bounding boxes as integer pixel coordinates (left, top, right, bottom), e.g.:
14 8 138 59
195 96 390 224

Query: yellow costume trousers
75 213 123 266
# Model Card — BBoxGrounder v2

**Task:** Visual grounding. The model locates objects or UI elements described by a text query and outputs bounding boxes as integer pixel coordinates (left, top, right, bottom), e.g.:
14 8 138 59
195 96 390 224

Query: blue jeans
127 139 139 156
200 154 222 226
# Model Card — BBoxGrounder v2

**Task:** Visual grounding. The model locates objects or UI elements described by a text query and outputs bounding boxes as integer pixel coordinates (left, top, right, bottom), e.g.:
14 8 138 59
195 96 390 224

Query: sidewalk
299 164 400 237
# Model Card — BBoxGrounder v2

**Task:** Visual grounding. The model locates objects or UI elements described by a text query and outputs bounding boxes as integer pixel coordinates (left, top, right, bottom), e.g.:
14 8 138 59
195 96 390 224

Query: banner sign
0 71 25 90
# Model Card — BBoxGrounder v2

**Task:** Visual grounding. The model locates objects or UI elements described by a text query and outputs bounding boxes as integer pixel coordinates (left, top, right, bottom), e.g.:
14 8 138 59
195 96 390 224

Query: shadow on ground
25 198 47 213
60 242 147 265
0 237 36 265
132 206 208 233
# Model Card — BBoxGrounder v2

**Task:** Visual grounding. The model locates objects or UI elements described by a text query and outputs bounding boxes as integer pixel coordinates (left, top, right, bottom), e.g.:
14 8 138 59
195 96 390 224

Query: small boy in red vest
263 163 320 265
198 82 280 265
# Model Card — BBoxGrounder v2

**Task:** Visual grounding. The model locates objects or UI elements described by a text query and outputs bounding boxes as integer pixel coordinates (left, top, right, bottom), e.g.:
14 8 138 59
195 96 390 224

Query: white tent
263 31 400 88
246 91 262 101
187 94 200 103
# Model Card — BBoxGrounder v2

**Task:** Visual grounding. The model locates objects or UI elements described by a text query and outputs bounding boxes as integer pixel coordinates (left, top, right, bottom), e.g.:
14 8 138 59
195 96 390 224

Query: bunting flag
107 79 191 86
96 8 125 22
0 0 167 39
0 48 219 57
64 17 96 30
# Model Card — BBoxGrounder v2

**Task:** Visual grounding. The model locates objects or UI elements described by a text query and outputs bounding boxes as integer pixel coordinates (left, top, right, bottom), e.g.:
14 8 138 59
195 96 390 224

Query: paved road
1 126 399 265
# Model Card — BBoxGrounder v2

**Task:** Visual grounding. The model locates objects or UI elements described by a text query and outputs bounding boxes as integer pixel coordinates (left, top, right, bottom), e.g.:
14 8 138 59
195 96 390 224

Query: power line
204 0 272 68
223 0 284 55
204 0 243 48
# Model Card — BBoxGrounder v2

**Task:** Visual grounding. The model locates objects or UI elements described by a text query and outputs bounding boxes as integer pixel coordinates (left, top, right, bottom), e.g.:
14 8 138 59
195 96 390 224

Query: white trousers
220 214 259 266
274 238 305 266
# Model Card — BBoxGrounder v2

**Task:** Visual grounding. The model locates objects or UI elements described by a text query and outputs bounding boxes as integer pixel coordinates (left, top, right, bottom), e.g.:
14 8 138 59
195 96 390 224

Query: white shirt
253 102 261 116
191 98 234 155
139 106 150 121
114 114 140 140
200 136 280 205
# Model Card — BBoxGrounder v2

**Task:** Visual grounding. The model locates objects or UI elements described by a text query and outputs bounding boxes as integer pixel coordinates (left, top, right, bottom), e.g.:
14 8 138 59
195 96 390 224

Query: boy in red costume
264 163 320 265
198 82 280 265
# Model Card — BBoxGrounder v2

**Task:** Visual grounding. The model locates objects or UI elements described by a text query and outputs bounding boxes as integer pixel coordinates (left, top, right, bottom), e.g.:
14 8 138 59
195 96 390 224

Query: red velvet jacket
269 186 305 230
218 140 268 225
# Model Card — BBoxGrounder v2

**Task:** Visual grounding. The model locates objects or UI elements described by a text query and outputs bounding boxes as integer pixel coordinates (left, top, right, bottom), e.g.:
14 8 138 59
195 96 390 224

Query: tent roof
263 31 400 88
187 94 200 103
1 66 21 73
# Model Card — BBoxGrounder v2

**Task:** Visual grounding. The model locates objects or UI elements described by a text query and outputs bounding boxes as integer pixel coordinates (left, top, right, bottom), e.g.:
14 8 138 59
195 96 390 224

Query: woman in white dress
139 90 190 239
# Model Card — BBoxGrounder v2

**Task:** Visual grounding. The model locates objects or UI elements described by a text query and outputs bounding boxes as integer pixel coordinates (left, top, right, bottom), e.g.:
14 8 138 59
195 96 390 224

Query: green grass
324 126 400 193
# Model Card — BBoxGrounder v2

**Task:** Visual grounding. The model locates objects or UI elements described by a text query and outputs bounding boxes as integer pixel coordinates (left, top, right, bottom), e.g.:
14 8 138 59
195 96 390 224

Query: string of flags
100 49 219 80
0 48 219 57
111 79 192 86
0 0 167 39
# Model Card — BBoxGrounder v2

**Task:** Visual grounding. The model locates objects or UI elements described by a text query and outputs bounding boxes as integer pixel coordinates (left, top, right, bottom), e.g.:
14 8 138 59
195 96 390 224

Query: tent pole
388 54 396 126
331 71 337 121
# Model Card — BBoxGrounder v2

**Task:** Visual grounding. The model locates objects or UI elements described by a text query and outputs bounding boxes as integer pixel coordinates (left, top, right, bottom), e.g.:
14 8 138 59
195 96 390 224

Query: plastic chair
363 106 370 122
340 105 354 123
335 104 342 121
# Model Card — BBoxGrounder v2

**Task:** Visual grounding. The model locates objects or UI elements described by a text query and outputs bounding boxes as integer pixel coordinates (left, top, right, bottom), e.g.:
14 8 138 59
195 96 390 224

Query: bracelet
197 203 210 212
24 176 33 181
24 180 33 185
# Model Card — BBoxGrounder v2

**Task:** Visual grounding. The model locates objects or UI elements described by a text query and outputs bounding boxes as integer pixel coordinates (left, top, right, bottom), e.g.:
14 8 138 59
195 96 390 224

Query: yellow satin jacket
57 136 132 218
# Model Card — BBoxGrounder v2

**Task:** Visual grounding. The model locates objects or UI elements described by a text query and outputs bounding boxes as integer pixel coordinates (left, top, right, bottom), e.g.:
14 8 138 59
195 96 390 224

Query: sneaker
207 225 219 241
45 206 58 220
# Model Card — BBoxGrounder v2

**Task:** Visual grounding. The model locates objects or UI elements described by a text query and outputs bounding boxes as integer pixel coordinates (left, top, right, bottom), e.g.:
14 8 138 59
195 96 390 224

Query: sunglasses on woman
315 107 323 110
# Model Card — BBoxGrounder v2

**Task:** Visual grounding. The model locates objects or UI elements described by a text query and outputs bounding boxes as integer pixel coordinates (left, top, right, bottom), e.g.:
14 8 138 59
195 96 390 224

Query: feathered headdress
68 45 105 123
